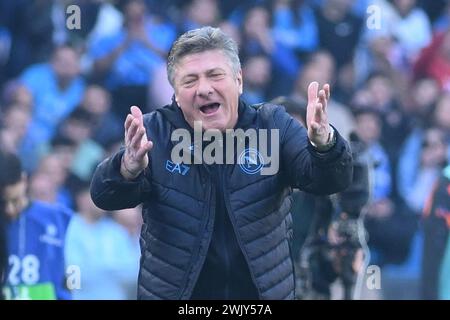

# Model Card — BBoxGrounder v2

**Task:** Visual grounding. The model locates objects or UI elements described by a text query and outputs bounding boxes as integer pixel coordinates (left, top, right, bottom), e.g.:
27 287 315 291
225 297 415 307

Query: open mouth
199 102 220 115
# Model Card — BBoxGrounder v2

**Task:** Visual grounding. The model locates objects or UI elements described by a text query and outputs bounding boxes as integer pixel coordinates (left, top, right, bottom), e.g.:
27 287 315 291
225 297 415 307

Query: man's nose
196 77 213 98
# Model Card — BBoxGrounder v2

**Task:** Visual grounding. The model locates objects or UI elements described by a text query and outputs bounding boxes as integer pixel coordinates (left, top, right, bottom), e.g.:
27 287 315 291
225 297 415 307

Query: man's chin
202 122 227 132
197 117 228 132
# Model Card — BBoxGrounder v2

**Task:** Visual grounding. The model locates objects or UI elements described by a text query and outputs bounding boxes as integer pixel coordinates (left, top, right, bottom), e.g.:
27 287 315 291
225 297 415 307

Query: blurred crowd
0 0 449 299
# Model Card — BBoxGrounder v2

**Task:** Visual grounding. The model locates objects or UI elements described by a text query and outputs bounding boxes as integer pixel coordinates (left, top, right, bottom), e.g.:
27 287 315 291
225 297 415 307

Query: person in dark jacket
422 165 450 299
90 26 353 300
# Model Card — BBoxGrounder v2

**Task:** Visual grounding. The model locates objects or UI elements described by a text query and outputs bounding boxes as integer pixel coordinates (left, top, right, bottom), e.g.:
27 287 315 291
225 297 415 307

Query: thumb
130 105 143 124
307 81 319 105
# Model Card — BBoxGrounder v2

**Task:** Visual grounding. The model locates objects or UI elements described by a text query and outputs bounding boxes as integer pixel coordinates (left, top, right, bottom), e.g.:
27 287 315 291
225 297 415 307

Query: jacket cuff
307 125 349 165
309 125 336 152
103 149 147 185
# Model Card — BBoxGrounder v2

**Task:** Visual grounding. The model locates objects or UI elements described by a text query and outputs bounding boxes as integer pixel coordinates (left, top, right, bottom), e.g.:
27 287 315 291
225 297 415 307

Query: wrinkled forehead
174 50 234 77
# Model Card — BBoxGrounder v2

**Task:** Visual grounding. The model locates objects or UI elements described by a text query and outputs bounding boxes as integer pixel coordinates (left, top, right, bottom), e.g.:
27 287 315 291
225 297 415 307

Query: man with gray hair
90 26 353 300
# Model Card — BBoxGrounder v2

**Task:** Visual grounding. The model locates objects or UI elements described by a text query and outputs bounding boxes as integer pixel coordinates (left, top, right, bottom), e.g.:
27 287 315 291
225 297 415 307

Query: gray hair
167 26 241 87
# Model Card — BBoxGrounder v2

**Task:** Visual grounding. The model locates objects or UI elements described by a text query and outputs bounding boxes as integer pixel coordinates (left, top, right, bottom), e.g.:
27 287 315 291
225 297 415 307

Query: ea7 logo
166 160 190 176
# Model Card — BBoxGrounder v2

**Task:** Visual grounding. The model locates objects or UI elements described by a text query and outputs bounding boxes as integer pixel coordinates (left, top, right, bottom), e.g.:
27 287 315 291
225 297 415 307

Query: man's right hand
121 106 153 180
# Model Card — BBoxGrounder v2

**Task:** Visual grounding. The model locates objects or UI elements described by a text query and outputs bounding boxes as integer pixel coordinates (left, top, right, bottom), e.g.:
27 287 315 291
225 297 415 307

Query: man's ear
237 69 243 95
172 92 181 107
172 94 179 106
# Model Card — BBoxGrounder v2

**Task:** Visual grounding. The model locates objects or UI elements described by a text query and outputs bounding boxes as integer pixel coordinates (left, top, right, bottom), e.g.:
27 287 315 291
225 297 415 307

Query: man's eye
183 79 196 86
211 73 224 78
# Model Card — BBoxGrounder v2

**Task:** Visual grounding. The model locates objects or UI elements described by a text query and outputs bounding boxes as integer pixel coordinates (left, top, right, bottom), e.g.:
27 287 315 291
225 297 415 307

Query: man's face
355 113 381 145
52 47 80 83
1 176 28 221
125 0 146 26
173 49 243 131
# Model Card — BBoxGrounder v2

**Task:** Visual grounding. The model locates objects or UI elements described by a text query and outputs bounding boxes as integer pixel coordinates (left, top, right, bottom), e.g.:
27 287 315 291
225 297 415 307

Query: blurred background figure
422 164 450 300
65 183 140 300
17 45 86 173
31 153 73 208
390 0 431 64
271 0 319 60
414 28 450 91
292 51 355 140
353 108 412 269
178 0 221 33
78 84 123 148
315 0 363 72
0 103 31 154
89 0 176 119
241 54 272 104
0 150 72 300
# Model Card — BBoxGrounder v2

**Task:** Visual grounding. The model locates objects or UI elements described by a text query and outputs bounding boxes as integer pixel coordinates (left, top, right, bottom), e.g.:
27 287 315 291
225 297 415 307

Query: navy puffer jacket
90 100 353 300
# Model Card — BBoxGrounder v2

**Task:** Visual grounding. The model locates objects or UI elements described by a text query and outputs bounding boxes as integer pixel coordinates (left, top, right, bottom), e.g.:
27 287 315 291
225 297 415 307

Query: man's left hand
306 81 331 147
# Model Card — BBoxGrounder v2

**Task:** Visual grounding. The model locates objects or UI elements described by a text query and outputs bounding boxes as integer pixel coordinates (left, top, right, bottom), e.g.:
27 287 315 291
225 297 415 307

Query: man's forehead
176 50 231 75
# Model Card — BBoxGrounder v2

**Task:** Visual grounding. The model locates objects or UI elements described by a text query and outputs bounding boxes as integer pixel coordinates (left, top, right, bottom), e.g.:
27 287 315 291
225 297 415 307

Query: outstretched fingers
324 83 330 100
130 126 145 150
127 119 140 146
124 114 134 144
121 105 152 178
318 89 327 112
126 106 152 157
136 140 153 159
307 81 319 105
130 105 143 125
314 100 324 122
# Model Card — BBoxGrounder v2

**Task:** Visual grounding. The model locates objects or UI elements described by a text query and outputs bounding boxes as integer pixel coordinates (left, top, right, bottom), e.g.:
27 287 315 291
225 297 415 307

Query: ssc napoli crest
239 148 264 175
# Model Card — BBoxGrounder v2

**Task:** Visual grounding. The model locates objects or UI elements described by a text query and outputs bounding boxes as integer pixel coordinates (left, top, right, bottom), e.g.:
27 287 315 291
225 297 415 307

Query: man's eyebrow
181 68 226 80
206 68 226 74
181 73 198 79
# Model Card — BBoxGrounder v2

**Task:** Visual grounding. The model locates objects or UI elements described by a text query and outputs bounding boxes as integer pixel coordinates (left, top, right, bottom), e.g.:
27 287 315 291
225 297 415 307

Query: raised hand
121 106 153 180
306 81 331 147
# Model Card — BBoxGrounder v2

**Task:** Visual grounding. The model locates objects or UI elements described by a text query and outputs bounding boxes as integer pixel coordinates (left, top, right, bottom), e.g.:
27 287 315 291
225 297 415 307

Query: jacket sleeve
274 107 353 195
90 149 152 210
